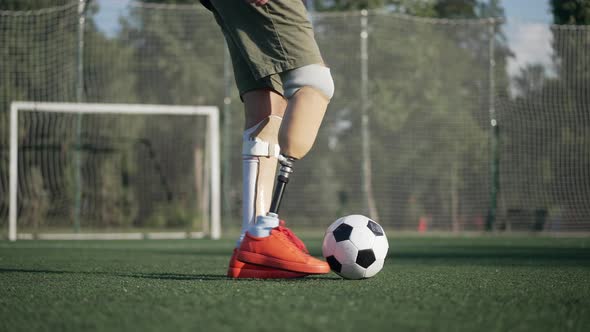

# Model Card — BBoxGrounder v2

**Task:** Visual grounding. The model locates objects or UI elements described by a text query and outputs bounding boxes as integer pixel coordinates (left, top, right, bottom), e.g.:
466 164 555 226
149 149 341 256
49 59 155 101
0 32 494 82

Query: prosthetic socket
268 65 334 215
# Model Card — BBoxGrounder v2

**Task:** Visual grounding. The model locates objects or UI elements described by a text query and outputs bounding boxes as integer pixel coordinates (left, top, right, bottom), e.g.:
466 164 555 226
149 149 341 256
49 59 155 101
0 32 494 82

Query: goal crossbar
9 101 221 241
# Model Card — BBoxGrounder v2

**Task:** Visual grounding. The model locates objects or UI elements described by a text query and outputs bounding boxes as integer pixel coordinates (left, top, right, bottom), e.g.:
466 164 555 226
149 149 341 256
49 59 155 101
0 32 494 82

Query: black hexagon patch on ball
333 223 353 242
326 255 342 273
356 249 376 268
366 219 384 236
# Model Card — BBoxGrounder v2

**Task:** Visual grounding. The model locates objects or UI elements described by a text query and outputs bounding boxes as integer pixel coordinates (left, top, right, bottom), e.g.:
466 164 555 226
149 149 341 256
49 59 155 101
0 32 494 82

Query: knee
243 89 287 129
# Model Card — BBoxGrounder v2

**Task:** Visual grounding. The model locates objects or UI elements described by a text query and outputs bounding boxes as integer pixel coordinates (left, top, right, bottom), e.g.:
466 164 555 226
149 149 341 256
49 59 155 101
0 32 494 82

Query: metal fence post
74 0 88 233
486 19 499 231
222 44 232 225
360 10 379 221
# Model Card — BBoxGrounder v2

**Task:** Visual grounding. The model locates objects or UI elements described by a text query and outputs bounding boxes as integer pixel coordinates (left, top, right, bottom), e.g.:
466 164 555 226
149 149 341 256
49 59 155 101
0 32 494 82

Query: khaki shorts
207 0 324 97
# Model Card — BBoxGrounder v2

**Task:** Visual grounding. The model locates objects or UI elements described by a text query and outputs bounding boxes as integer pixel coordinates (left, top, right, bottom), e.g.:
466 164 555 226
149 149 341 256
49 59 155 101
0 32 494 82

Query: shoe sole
227 267 307 279
238 251 330 274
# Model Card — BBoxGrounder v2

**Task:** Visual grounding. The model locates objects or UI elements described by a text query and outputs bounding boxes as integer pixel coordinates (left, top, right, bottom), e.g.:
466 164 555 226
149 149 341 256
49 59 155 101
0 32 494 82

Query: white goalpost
9 102 221 241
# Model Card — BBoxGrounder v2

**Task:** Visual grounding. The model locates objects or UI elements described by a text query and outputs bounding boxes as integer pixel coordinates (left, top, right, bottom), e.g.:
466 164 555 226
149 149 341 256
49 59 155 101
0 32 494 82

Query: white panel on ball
333 240 359 265
322 232 336 257
372 235 389 260
340 263 366 280
341 215 371 228
364 259 385 278
349 225 376 250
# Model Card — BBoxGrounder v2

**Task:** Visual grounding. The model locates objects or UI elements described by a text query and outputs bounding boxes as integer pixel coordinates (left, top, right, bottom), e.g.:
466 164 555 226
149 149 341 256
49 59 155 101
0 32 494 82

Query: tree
551 0 590 24
114 1 227 228
0 0 71 10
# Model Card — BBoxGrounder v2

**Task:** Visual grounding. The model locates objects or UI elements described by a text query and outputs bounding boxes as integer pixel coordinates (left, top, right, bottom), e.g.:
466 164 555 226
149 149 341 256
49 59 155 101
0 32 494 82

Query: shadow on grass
0 267 340 281
146 245 590 267
391 245 590 266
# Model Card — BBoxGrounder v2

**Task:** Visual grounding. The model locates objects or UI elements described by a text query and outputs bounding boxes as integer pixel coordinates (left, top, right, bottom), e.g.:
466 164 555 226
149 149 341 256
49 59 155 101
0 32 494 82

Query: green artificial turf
1 235 589 332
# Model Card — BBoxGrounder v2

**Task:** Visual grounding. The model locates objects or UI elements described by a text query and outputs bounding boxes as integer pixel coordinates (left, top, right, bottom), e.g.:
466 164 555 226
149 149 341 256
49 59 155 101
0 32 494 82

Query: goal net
8 102 220 240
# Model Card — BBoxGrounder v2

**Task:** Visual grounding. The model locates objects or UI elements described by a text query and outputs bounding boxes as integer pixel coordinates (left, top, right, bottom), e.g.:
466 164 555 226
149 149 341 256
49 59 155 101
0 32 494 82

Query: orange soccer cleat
278 220 309 254
237 225 330 274
227 248 306 279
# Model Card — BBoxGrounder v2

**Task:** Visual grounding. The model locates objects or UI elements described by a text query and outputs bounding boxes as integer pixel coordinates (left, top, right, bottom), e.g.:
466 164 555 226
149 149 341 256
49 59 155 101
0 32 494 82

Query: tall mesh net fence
1 3 80 231
0 2 589 235
496 23 590 231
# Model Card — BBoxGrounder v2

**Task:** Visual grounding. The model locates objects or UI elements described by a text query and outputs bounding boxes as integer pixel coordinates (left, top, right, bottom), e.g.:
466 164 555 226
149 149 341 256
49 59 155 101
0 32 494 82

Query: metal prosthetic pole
268 155 295 215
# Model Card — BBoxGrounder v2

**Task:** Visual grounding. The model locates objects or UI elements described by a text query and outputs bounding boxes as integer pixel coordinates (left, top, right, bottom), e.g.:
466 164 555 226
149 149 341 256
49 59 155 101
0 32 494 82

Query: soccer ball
322 215 389 279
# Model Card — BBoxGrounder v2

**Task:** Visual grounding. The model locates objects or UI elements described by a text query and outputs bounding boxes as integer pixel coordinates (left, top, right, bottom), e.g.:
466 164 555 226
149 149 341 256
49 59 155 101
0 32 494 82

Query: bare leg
238 89 287 245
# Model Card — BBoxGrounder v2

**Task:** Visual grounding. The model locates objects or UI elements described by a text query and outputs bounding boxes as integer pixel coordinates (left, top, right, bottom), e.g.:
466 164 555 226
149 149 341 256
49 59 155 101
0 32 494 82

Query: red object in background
418 216 428 233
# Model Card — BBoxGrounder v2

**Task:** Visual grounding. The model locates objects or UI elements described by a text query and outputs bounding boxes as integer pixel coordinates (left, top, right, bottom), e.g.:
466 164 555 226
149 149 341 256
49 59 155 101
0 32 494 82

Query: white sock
248 213 280 238
238 156 258 247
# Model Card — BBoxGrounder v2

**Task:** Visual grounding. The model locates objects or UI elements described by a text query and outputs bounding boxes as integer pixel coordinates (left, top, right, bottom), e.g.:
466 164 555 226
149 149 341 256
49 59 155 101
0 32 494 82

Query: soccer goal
9 102 220 241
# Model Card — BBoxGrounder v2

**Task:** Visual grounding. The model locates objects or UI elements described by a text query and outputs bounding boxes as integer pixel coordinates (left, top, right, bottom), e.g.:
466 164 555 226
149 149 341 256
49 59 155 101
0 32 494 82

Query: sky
501 1 554 78
92 0 556 79
502 0 552 22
